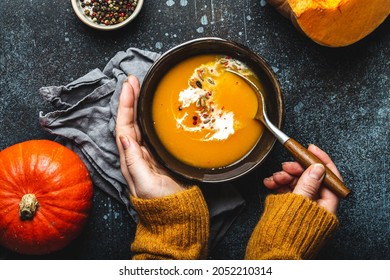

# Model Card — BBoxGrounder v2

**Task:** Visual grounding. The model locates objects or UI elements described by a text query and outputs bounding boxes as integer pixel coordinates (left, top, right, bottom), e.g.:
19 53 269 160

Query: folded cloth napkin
39 47 245 249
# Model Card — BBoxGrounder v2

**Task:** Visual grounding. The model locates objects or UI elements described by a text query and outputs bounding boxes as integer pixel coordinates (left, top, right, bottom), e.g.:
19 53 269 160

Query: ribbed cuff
246 193 339 260
131 186 208 226
130 186 209 259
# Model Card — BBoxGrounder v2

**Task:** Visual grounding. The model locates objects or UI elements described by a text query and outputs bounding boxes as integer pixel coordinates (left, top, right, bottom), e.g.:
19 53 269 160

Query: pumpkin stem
19 194 39 220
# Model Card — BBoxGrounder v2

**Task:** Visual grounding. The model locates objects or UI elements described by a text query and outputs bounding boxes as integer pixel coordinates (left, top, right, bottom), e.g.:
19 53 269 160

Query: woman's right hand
263 144 342 214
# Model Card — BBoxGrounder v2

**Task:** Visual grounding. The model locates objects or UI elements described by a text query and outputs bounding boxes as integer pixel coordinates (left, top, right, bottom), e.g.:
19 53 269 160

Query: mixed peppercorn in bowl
71 0 143 30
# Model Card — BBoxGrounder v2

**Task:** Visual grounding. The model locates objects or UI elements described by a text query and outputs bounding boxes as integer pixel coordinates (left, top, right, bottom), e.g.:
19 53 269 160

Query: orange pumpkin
0 140 93 255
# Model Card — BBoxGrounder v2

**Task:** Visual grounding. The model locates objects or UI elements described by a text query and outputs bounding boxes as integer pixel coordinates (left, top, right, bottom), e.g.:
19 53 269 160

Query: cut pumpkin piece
268 0 390 47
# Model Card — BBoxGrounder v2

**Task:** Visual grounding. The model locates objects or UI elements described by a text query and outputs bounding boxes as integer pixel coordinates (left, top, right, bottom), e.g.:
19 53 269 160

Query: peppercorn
79 0 138 26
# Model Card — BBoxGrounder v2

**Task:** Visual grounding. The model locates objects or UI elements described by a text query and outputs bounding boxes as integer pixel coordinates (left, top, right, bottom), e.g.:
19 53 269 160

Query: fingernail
308 143 318 151
119 135 130 150
273 171 284 176
263 177 274 185
309 164 325 180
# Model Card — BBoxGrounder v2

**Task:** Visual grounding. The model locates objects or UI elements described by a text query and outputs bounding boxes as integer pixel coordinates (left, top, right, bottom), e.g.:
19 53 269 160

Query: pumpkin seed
207 77 215 85
219 58 228 64
200 97 206 107
197 69 204 81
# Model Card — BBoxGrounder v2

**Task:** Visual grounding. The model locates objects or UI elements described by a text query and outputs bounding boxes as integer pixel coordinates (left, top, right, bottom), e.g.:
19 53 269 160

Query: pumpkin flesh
268 0 390 47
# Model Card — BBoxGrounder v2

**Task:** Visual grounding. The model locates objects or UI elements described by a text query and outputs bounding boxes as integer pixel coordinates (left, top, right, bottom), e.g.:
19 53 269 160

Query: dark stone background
0 1 389 259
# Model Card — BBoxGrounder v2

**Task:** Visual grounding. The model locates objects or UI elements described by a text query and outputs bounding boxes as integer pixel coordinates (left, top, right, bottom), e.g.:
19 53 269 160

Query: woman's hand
115 75 186 199
263 145 341 214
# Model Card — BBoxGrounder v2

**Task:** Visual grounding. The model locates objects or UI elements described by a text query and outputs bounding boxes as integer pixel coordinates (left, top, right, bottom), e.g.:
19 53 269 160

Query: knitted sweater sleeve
245 193 339 260
130 186 209 260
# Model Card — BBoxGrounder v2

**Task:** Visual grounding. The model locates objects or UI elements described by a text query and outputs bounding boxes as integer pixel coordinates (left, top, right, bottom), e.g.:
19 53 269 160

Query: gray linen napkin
38 47 245 249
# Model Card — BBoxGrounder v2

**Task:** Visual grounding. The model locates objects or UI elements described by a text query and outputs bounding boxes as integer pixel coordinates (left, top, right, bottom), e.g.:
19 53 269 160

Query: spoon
226 69 350 198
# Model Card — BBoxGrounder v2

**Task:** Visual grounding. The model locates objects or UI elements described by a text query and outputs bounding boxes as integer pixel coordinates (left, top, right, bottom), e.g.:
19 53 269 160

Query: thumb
293 163 325 199
119 135 152 186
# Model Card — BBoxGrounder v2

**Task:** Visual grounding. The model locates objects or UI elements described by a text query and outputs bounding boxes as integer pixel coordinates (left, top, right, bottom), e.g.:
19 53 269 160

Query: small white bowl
71 0 144 31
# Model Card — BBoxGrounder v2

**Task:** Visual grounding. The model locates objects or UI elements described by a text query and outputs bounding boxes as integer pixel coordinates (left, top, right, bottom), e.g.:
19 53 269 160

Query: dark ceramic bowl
138 37 284 183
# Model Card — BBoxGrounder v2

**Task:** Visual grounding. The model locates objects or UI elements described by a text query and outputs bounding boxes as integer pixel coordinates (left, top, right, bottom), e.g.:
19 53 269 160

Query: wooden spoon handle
283 138 350 198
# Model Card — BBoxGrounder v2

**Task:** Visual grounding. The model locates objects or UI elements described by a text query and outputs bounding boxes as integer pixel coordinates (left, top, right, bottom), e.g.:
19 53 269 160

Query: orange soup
152 54 264 168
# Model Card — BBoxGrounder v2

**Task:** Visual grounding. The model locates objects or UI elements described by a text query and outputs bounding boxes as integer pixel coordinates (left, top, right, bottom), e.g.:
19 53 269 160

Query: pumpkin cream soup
152 55 264 168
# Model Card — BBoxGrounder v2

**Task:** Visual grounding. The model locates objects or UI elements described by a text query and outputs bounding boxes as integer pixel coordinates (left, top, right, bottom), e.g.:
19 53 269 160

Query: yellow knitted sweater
131 186 338 260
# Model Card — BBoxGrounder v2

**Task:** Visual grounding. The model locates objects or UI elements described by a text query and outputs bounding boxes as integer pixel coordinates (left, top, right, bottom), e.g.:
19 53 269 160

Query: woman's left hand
115 75 186 199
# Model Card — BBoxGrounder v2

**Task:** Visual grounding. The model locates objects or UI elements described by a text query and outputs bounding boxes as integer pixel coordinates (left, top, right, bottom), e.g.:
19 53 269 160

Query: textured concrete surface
0 1 389 259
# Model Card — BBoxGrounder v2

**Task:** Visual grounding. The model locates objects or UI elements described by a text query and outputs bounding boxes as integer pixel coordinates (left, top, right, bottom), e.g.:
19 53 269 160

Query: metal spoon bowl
226 69 350 198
